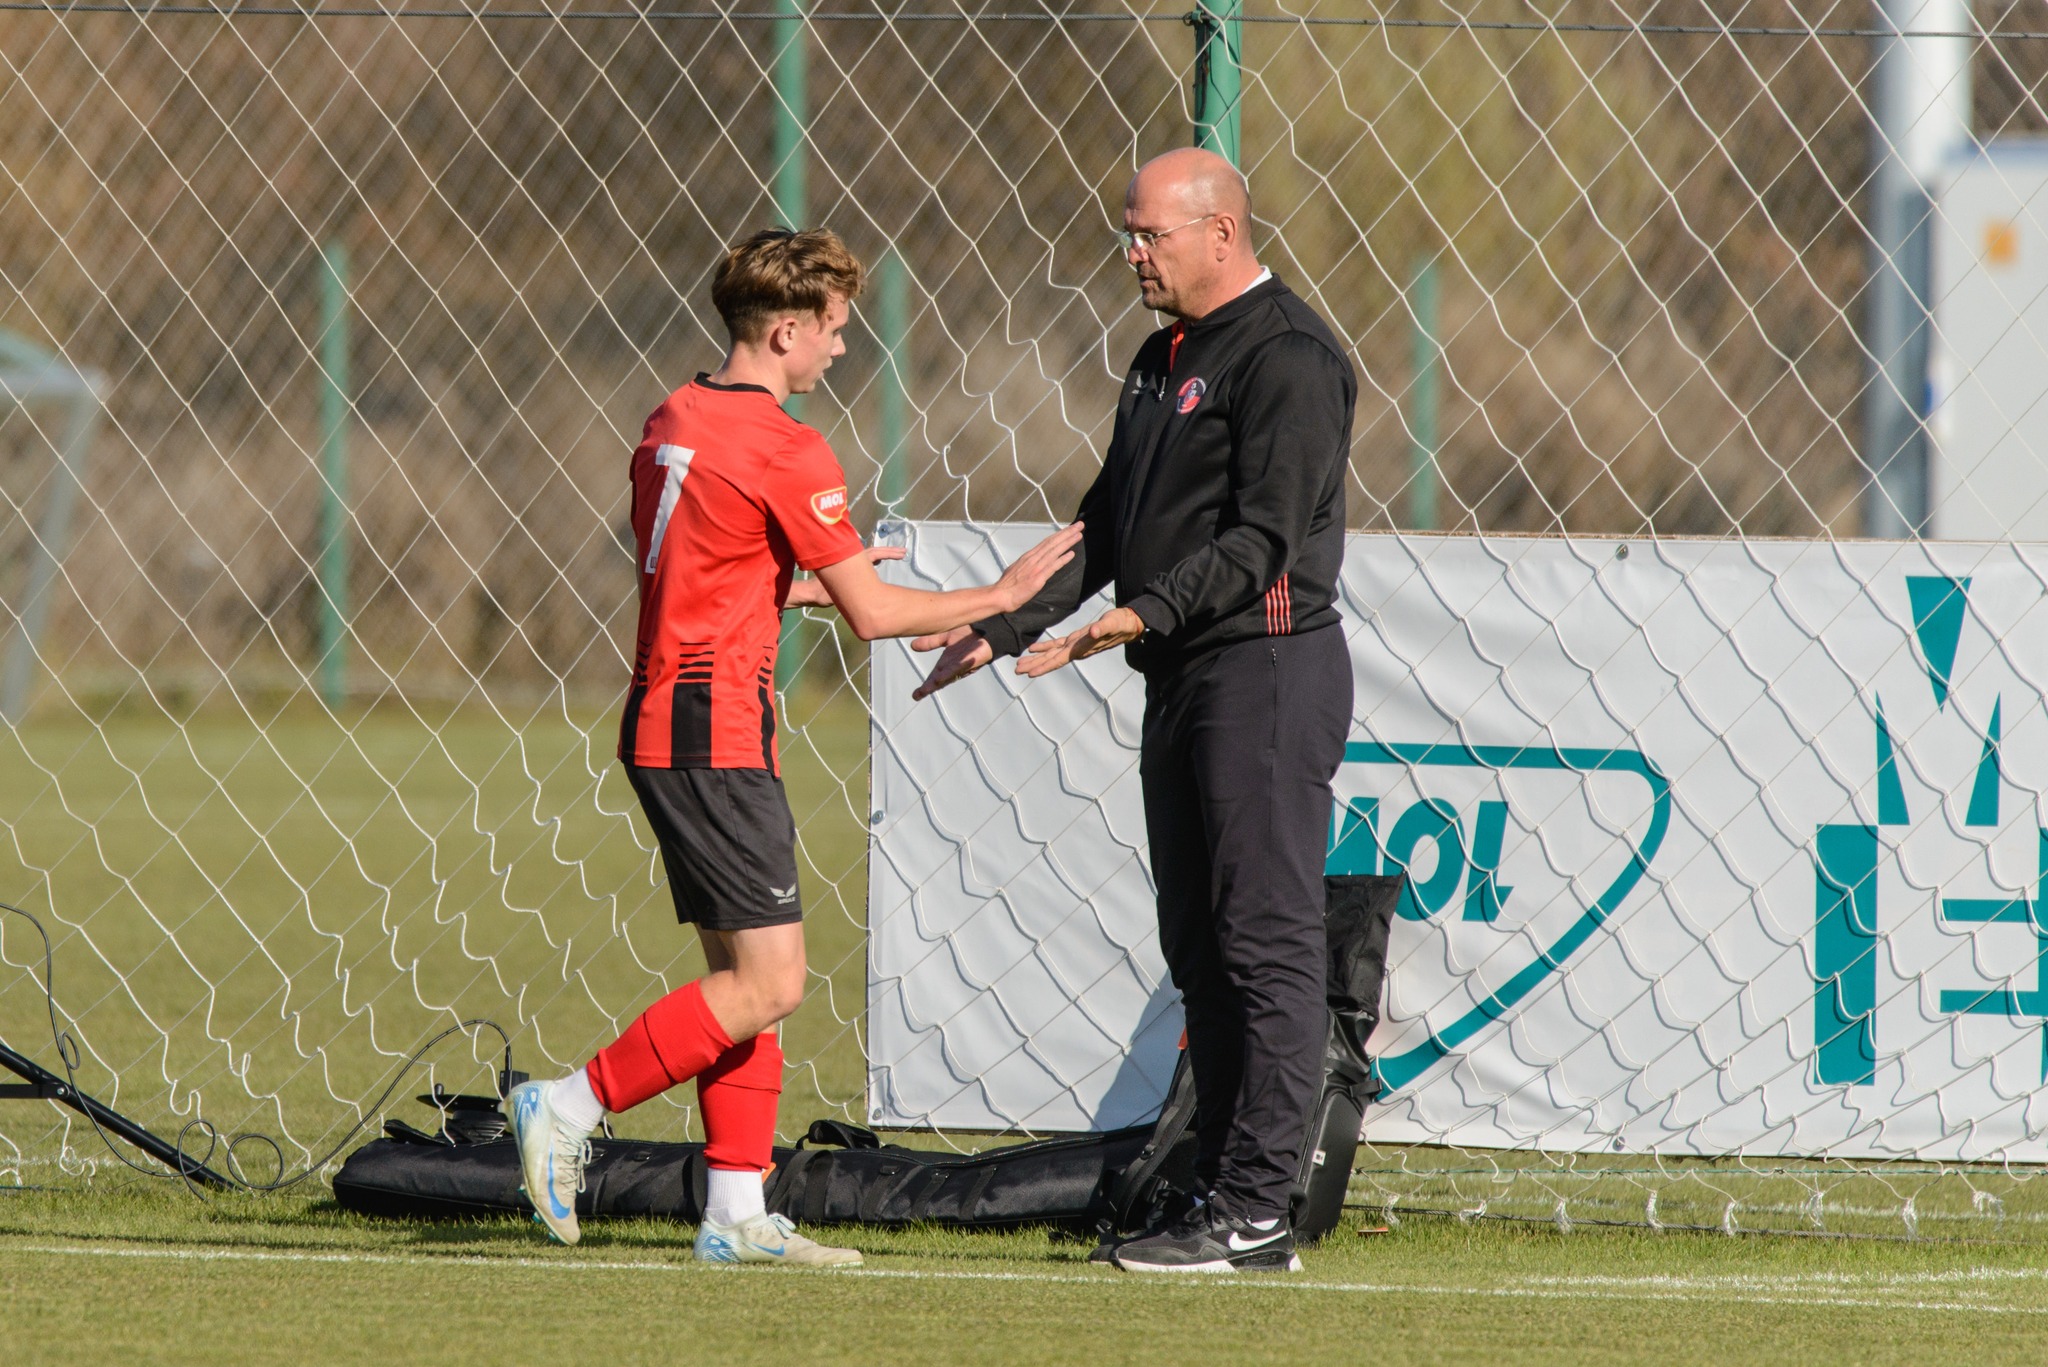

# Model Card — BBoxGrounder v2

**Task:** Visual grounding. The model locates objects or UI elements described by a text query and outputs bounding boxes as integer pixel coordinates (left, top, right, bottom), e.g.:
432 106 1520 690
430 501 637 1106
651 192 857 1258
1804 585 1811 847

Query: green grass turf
7 1183 2048 1367
9 685 2048 1363
0 681 876 1172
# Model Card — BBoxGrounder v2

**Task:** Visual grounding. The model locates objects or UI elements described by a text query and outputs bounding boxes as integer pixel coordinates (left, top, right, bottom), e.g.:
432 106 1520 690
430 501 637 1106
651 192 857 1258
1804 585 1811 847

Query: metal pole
774 0 811 690
774 0 808 240
0 1037 233 1189
879 247 908 517
318 239 351 709
1191 0 1243 165
1862 0 1972 538
1408 257 1441 532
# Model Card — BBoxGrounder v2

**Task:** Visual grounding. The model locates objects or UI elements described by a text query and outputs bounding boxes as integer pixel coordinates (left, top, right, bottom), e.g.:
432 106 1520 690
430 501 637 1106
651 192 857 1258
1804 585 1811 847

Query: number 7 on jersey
645 443 696 573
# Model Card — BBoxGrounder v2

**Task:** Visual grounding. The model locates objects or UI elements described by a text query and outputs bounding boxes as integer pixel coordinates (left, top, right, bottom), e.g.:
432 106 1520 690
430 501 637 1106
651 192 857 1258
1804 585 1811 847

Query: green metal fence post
774 0 811 690
0 333 101 726
1191 0 1242 165
1408 256 1440 532
879 247 908 517
318 239 351 709
774 0 808 237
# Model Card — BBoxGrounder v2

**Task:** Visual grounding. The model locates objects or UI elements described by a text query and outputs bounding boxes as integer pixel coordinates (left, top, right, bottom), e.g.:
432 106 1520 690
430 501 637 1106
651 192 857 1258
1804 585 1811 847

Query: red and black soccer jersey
618 375 863 772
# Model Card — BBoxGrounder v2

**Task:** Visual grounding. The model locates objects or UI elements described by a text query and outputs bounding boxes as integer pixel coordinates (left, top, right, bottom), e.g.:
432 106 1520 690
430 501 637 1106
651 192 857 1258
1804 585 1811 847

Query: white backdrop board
868 524 2048 1160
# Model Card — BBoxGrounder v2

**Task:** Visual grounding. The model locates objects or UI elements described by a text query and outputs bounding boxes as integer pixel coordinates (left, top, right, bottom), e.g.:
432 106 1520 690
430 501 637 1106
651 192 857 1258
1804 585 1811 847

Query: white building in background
1930 140 2048 541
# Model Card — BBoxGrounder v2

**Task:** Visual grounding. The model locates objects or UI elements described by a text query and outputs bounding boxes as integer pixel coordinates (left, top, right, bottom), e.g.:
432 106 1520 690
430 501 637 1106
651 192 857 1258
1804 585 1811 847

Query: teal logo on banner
1328 741 1671 1092
1815 576 2048 1088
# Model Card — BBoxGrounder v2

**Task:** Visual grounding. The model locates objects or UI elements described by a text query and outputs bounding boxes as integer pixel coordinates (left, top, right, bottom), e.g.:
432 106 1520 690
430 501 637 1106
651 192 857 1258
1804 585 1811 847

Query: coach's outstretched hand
907 523 1081 700
1016 605 1144 679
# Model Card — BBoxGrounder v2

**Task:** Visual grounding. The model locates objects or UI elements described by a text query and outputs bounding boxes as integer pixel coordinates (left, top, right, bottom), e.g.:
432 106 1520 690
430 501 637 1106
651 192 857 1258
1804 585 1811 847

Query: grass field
10 1181 2048 1366
0 683 876 1170
9 689 2048 1363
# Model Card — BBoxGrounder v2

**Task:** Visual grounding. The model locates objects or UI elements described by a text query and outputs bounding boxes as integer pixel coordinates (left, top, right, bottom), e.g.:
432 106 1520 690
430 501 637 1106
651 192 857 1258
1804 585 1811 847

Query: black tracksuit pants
1139 625 1352 1222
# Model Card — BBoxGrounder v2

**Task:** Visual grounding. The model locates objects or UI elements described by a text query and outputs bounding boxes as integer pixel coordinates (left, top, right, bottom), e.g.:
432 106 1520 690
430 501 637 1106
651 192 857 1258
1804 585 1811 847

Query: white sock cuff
704 1166 767 1226
550 1067 605 1136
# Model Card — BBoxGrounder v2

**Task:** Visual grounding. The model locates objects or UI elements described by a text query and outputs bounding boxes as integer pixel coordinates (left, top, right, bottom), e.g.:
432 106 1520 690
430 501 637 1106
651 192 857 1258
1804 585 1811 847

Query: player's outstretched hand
1017 605 1144 679
783 545 905 610
991 522 1084 614
910 625 993 700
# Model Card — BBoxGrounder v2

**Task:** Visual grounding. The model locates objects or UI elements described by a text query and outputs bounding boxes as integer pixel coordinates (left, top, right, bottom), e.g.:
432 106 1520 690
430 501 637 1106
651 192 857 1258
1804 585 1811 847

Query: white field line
1357 1191 2048 1225
1527 1267 2048 1290
4 1240 2048 1315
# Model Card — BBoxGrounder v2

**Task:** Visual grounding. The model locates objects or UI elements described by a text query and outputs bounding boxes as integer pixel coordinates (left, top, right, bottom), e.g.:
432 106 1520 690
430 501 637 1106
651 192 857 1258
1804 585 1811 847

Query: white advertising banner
868 524 2048 1160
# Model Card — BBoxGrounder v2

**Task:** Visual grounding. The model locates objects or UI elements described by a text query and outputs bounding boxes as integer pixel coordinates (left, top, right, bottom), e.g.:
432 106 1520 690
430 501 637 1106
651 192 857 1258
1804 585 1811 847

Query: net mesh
2 0 2047 1237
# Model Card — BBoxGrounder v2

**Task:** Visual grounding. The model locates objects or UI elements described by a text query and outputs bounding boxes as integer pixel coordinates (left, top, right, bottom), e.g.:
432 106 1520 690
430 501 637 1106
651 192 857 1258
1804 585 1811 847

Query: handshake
780 521 1144 700
910 603 1148 702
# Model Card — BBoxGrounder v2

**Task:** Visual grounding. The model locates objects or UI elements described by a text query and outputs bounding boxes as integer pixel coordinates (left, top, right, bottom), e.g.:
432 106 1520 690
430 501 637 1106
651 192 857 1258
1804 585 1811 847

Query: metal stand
0 1037 232 1189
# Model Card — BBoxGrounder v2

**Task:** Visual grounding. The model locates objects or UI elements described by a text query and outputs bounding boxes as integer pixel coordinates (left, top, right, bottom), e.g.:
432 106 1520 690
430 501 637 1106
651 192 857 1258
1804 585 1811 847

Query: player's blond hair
712 228 866 344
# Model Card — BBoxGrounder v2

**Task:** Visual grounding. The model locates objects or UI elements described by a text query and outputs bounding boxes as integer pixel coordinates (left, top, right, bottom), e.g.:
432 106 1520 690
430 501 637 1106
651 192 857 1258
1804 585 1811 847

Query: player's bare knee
763 971 805 1024
727 961 803 1028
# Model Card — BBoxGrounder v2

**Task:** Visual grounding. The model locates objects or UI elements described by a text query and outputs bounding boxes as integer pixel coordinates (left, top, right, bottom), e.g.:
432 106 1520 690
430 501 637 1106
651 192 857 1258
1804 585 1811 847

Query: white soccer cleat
507 1079 591 1246
693 1212 862 1267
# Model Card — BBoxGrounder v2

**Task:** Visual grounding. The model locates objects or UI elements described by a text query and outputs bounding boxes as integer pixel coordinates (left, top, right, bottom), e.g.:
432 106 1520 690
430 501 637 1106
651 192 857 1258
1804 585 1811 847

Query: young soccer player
507 228 1081 1265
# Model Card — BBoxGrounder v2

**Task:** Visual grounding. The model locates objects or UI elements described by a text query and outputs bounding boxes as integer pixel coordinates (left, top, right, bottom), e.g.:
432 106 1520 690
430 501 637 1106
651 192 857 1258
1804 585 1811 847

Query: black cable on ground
0 899 511 1198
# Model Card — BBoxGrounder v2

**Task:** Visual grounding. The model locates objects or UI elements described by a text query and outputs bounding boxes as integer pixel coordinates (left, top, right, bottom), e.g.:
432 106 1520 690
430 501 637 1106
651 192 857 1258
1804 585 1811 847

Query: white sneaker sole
1115 1253 1304 1274
695 1220 862 1267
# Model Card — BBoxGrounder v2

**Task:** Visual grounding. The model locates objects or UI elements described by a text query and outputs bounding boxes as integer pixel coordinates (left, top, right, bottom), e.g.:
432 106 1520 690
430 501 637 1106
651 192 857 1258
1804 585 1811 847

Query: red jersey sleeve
764 432 865 571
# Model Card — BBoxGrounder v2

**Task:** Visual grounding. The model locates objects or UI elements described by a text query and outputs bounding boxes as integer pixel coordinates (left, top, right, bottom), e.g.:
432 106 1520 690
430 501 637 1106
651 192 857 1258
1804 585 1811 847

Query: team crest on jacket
810 486 848 524
1176 377 1206 414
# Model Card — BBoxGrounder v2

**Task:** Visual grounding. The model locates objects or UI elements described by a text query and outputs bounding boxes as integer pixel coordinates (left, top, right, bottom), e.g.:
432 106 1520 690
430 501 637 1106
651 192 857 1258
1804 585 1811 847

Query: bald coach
912 147 1357 1274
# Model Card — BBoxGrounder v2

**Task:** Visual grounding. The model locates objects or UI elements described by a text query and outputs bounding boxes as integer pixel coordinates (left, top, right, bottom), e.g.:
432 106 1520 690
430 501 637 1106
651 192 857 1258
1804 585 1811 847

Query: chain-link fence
7 2 2048 1235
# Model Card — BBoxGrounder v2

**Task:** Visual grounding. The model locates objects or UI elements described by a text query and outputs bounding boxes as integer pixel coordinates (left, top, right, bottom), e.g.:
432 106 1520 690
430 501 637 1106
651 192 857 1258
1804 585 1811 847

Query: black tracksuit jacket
974 275 1356 671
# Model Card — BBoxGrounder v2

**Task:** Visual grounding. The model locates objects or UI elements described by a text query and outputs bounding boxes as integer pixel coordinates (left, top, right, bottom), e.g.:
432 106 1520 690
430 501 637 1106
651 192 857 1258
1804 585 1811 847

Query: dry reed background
7 1 2023 707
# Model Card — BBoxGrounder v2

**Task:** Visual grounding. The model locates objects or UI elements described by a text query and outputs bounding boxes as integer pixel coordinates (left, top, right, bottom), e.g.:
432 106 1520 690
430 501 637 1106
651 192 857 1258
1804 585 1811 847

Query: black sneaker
1111 1200 1301 1274
1088 1186 1204 1263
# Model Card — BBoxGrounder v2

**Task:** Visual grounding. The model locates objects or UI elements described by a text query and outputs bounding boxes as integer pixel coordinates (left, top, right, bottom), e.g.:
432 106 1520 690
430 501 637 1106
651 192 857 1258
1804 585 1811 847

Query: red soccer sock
586 979 735 1114
698 1030 783 1172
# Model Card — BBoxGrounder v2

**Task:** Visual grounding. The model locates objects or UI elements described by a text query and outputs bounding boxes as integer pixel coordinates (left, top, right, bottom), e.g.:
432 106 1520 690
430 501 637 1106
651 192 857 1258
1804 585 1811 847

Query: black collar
1177 274 1287 335
694 371 777 396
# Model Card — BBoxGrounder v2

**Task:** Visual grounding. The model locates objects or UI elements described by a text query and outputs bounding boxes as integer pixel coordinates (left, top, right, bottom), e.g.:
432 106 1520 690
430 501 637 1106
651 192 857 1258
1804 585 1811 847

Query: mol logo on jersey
1326 737 1670 1092
810 486 848 525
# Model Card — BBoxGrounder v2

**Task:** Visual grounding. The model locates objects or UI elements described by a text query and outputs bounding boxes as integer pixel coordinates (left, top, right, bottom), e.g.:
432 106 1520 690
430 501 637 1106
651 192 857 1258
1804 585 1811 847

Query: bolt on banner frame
870 523 2048 1163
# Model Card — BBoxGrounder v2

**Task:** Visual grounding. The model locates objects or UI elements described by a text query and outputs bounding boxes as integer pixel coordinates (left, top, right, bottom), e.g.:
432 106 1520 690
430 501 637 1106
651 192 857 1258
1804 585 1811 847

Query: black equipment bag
1300 872 1400 1237
334 1117 1154 1233
334 1127 713 1224
1102 872 1401 1245
766 1120 1151 1230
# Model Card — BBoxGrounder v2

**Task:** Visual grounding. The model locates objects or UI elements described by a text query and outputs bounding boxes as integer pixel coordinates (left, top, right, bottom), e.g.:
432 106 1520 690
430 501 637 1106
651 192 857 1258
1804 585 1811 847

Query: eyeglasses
1114 213 1217 254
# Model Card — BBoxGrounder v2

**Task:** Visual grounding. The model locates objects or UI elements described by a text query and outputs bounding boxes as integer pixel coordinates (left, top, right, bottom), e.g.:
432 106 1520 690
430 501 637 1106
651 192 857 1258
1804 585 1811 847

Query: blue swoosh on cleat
543 1152 573 1219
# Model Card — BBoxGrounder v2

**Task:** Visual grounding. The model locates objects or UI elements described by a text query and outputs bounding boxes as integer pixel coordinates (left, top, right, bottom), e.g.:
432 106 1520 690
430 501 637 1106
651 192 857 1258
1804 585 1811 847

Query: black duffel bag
333 1116 1151 1233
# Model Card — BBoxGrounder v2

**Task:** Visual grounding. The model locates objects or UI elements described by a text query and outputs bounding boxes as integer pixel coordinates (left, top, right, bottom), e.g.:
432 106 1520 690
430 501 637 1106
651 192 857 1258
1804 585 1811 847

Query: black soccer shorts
624 764 805 931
